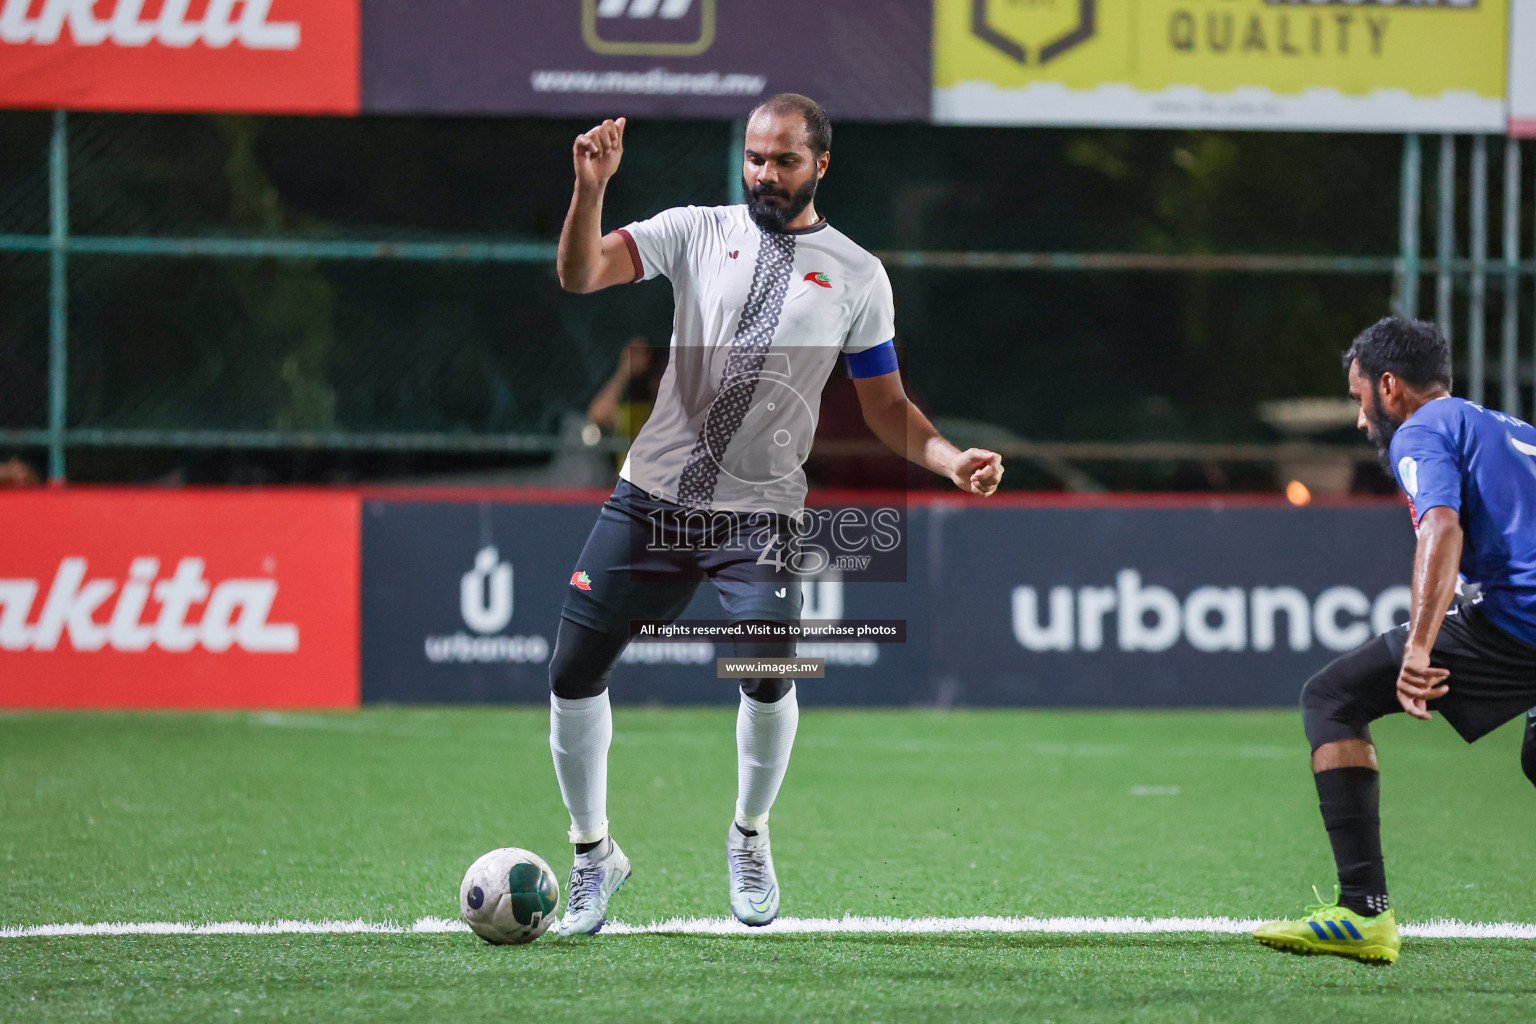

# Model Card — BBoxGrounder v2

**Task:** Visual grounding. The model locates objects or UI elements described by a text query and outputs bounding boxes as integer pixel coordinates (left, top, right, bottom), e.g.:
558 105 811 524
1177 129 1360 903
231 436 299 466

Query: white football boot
556 836 631 937
726 823 779 926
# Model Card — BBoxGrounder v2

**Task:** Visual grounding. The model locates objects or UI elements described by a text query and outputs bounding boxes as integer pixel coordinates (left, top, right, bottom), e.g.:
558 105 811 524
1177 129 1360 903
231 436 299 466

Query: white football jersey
615 204 895 515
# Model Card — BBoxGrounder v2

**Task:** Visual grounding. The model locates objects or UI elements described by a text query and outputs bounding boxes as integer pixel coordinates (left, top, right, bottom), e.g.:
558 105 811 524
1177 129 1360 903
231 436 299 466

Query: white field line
3 915 1535 941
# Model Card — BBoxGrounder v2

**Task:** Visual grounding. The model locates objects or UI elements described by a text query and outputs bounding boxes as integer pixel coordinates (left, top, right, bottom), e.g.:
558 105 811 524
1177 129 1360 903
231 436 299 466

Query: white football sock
573 835 612 865
549 691 611 844
735 683 799 832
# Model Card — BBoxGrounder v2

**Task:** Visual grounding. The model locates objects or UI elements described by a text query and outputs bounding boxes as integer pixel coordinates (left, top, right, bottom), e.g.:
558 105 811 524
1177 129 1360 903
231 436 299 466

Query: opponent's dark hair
749 93 832 156
1342 316 1452 391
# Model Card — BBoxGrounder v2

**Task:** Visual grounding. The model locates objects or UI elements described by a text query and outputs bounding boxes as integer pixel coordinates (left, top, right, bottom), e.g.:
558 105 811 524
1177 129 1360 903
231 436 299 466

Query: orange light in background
1285 480 1312 506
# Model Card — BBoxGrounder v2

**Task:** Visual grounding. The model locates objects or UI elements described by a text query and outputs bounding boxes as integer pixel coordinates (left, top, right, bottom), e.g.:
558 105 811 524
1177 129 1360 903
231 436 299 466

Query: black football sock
1314 766 1389 917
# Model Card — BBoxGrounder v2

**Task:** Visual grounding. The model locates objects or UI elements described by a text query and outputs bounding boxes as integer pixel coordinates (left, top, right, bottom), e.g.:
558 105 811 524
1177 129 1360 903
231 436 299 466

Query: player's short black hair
749 93 832 157
1342 316 1452 391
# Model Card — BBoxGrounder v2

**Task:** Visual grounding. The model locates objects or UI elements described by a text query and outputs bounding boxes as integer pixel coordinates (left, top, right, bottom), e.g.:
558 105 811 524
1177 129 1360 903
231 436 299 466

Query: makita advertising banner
0 0 360 114
0 490 360 708
360 497 929 706
360 0 930 120
359 494 1415 708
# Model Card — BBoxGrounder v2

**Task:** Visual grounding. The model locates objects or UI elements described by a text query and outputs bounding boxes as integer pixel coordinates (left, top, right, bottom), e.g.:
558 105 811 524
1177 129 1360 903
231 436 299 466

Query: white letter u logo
461 546 513 634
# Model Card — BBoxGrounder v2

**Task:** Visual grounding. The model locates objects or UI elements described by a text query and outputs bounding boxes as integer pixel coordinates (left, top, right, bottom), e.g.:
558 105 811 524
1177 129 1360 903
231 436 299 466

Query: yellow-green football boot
1254 888 1400 965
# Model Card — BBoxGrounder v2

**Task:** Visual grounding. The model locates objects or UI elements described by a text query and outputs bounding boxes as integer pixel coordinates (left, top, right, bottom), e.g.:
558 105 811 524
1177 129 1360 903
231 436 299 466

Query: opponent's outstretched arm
852 370 1003 496
558 117 638 294
1396 505 1462 720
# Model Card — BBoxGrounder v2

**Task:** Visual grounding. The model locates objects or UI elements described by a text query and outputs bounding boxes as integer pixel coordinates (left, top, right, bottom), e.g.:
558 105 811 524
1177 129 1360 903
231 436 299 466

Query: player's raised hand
950 448 1003 497
574 117 626 189
1395 647 1449 720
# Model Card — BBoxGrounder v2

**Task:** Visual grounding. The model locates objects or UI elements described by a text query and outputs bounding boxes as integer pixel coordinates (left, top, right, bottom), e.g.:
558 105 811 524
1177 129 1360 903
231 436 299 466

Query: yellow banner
935 0 1507 131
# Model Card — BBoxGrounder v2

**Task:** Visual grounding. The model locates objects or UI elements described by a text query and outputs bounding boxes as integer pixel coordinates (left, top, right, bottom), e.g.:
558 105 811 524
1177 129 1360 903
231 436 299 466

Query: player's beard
745 176 818 234
1364 389 1404 468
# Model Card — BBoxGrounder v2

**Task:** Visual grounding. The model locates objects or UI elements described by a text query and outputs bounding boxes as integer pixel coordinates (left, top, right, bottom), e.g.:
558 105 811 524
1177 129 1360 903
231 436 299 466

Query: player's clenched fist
574 117 626 189
951 448 1003 497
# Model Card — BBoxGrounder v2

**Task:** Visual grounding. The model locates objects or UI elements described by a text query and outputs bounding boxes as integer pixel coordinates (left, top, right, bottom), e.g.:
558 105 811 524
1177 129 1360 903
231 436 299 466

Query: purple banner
361 0 930 121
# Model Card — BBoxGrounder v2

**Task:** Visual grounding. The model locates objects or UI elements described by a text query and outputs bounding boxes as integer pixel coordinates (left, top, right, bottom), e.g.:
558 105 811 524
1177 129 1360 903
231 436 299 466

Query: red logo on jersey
728 251 739 259
804 272 831 288
570 571 592 591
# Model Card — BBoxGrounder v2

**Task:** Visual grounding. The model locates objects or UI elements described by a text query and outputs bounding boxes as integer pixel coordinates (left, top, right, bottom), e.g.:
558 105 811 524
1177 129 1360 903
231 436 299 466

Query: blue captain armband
845 339 898 379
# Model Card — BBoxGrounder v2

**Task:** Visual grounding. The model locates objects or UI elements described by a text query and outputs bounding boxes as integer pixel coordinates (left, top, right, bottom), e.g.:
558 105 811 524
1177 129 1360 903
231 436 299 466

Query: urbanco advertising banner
0 0 360 114
0 490 361 708
929 502 1415 706
935 0 1507 132
361 0 931 120
360 494 1421 708
360 497 931 706
1512 0 1536 136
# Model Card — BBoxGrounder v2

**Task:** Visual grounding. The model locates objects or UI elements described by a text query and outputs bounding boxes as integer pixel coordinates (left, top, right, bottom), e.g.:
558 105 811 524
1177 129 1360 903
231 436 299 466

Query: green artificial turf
4 707 1535 1022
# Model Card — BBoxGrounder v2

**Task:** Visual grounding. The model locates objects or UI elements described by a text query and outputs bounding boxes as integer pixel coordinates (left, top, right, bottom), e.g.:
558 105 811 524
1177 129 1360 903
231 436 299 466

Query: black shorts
560 479 804 638
1304 602 1536 747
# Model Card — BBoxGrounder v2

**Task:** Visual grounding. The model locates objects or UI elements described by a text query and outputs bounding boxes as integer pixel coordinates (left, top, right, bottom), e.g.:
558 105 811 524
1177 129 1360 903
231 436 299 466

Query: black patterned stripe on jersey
675 231 796 509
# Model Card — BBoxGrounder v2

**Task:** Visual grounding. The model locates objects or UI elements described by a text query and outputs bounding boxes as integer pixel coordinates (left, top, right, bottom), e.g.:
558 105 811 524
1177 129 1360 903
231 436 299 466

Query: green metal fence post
1395 132 1421 319
1434 135 1455 349
1469 134 1488 405
1502 137 1522 419
47 109 68 483
727 118 745 206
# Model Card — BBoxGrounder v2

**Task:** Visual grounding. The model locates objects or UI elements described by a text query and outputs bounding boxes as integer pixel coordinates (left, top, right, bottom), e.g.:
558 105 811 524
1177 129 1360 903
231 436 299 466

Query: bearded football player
1254 317 1536 964
548 94 1004 934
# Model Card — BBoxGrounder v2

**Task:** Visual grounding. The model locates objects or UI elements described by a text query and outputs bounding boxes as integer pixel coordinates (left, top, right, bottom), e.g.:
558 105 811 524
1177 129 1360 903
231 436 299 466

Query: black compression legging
1299 634 1399 751
1301 633 1536 791
548 617 794 703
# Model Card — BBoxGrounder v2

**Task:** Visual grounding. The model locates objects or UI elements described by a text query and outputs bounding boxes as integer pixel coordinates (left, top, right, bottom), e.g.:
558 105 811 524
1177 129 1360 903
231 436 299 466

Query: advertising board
0 490 360 708
0 0 360 114
935 0 1508 131
361 0 930 120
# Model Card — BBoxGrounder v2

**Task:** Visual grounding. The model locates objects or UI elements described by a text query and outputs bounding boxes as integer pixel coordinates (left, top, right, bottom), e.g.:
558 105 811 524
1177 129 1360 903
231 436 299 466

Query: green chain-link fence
1 110 1531 490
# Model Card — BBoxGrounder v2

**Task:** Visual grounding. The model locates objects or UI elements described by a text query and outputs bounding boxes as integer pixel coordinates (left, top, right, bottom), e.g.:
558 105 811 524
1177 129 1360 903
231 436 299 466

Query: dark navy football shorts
1303 601 1536 747
561 479 804 638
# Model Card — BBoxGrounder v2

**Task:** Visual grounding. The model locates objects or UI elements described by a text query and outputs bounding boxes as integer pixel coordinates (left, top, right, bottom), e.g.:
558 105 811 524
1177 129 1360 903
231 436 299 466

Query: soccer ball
459 847 560 945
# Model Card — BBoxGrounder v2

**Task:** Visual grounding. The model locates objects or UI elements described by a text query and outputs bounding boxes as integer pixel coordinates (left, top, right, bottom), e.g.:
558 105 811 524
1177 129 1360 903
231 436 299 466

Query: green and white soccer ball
459 848 560 945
